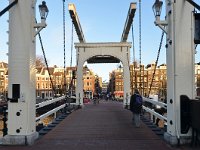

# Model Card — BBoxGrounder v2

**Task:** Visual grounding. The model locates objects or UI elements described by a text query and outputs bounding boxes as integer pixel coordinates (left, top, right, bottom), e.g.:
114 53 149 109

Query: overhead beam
68 3 85 43
121 3 137 42
87 56 120 63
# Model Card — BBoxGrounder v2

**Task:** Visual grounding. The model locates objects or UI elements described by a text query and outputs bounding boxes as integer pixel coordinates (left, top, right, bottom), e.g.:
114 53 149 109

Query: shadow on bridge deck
0 101 197 150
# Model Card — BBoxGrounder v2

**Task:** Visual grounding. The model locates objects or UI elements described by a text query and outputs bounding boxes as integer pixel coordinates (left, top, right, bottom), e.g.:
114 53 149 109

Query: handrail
36 103 66 122
142 97 167 124
36 96 66 109
142 106 167 121
143 97 167 109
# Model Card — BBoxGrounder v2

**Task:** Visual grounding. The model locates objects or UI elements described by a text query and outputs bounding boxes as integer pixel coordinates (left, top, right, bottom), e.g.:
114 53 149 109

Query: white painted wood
75 42 131 107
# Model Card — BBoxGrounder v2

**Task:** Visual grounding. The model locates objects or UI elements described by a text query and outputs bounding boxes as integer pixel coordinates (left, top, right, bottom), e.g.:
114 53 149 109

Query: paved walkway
0 101 197 150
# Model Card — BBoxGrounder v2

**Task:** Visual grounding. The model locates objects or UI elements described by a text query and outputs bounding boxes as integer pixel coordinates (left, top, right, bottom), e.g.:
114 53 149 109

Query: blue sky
0 0 199 81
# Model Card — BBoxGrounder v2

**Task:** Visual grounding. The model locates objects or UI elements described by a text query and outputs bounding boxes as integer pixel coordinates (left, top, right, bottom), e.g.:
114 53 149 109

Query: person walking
130 89 143 127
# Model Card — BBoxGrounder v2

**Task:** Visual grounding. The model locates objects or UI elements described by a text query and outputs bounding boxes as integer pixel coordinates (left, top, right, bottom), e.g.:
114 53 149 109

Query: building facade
109 62 167 101
83 66 96 98
36 67 54 99
0 62 8 99
1 60 200 101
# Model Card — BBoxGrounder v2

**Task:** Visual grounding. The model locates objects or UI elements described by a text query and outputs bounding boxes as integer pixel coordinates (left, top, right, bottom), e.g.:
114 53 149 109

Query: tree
36 55 46 67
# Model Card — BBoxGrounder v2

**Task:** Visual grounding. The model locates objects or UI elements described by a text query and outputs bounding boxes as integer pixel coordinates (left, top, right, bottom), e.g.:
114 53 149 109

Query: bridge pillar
163 0 194 145
2 0 38 145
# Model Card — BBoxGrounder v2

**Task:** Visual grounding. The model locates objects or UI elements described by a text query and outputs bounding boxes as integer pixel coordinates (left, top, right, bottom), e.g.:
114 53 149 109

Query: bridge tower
153 0 196 145
3 0 47 145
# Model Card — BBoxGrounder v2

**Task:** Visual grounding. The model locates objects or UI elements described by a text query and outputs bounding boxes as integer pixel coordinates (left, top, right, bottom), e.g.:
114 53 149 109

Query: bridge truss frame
75 42 131 107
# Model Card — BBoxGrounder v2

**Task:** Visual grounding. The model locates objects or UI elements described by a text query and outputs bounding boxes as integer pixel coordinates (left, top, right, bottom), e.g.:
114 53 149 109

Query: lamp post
152 0 167 33
152 0 195 145
34 1 49 36
4 0 48 145
39 1 49 20
152 0 163 18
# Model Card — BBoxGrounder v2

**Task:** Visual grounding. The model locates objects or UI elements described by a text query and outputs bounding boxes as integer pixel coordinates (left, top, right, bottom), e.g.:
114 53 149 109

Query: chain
131 24 137 93
132 24 135 66
70 22 74 67
63 0 67 94
69 22 74 96
36 19 56 94
148 31 165 97
139 0 142 95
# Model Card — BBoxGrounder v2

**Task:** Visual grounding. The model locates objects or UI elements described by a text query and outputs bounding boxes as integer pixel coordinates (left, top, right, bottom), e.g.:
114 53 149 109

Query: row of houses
0 62 102 100
36 65 102 99
1 61 200 101
108 62 200 101
108 63 167 100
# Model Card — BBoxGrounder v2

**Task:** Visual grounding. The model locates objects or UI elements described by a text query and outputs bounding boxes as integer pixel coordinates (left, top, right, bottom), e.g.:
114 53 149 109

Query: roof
0 62 8 68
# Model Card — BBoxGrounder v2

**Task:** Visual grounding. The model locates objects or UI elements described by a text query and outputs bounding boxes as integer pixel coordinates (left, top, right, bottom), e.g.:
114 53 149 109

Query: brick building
0 62 8 99
1 60 200 100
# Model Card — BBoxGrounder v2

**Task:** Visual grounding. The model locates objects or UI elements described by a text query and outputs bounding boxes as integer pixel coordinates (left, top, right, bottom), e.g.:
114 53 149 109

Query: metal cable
63 0 67 94
148 31 165 97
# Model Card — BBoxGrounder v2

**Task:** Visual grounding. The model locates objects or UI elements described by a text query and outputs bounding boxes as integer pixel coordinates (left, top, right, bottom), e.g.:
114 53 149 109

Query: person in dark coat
130 89 143 127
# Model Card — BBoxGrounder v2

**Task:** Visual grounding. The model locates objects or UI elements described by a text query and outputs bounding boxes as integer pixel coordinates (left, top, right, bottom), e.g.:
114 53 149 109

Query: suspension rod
121 2 137 42
0 0 18 17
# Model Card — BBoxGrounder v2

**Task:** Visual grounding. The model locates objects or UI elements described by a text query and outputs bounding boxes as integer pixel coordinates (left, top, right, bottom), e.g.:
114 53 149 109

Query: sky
0 0 200 81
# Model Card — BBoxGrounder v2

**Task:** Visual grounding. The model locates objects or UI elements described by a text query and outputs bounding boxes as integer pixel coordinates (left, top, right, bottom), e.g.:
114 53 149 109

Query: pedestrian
130 89 143 127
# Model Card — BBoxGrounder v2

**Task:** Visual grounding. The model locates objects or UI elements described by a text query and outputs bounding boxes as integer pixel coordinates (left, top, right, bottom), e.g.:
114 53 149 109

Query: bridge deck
0 101 197 150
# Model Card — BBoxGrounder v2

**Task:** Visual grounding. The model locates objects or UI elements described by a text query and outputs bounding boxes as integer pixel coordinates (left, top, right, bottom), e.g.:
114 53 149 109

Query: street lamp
34 1 49 36
152 0 163 17
152 0 167 33
39 1 49 21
